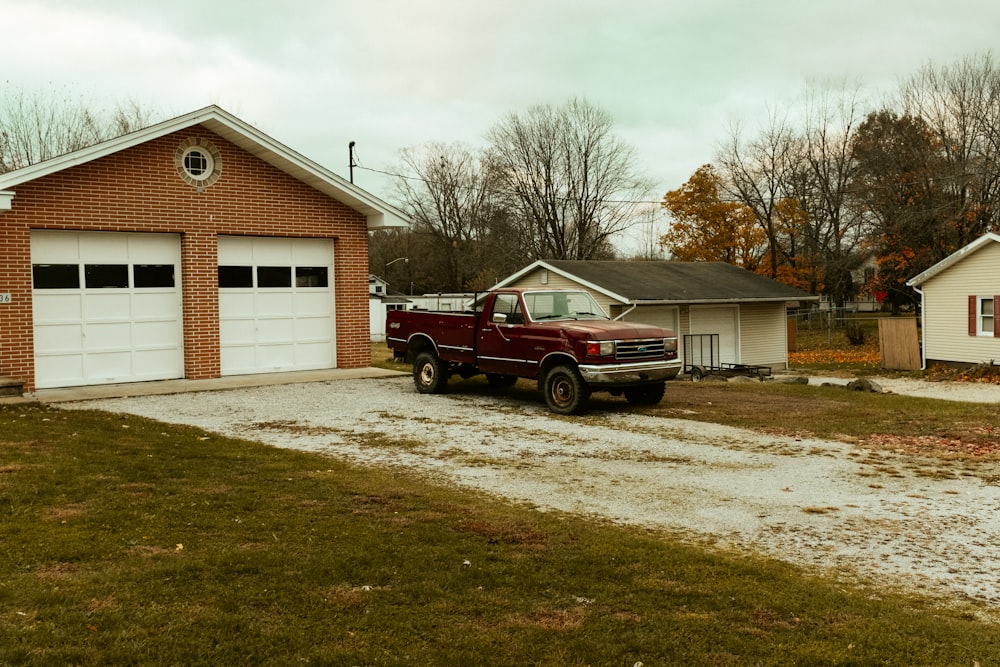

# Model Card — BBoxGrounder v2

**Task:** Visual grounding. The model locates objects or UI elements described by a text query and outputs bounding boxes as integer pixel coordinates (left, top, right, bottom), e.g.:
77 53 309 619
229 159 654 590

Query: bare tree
897 53 1000 246
0 85 155 173
716 112 799 281
387 142 517 292
793 82 870 305
486 98 652 261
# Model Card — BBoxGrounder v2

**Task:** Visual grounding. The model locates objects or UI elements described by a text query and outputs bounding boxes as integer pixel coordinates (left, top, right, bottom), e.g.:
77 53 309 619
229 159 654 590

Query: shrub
845 324 867 346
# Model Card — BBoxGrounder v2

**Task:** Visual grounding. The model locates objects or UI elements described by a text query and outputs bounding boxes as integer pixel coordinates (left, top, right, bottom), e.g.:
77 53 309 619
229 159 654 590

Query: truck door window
492 294 524 325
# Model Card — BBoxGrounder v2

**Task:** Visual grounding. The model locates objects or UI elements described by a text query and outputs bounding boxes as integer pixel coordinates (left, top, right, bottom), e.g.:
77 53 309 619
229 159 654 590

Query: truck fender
404 334 439 363
536 352 579 390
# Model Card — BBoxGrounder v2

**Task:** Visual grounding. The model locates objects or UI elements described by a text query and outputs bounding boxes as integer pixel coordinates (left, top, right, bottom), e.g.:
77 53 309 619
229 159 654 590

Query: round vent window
175 138 222 189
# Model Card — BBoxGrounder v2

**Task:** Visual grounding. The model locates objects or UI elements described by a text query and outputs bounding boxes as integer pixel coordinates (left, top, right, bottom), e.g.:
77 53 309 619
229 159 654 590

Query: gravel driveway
70 375 1000 613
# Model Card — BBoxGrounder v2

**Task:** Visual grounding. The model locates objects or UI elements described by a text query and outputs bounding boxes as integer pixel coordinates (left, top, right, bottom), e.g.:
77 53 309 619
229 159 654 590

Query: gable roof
498 260 817 304
906 232 1000 287
0 105 409 231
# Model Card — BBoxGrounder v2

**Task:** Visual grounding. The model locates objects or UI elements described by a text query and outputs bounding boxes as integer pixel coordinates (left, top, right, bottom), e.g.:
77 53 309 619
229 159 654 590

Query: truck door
477 293 530 376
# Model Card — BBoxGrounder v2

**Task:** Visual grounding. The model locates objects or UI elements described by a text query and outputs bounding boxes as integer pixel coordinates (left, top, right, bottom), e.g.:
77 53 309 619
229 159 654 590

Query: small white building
907 232 1000 368
368 275 410 342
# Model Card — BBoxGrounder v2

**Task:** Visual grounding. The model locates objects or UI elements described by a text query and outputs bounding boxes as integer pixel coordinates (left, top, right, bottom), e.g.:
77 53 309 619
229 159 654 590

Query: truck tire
543 365 590 415
413 351 448 394
624 382 666 406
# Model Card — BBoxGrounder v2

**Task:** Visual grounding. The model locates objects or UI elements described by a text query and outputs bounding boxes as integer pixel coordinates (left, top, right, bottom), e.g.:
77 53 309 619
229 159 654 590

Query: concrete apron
4 368 407 405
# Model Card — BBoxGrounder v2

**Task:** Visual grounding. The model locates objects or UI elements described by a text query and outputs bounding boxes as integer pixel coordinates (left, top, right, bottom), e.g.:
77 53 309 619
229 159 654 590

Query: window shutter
969 295 977 336
995 296 1000 337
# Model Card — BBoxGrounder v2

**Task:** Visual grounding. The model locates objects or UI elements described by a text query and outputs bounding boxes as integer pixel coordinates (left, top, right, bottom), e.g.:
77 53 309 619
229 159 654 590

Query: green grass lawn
3 403 1000 666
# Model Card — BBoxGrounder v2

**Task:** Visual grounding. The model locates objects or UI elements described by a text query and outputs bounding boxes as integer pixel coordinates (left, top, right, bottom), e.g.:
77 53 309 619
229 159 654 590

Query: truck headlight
586 341 615 356
663 337 677 353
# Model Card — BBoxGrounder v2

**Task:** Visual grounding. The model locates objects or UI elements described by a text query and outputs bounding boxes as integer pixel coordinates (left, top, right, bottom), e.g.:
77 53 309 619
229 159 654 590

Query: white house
907 232 1000 368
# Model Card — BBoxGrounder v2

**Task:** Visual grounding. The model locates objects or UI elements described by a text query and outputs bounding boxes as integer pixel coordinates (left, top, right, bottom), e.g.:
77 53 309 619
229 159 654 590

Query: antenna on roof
348 141 357 183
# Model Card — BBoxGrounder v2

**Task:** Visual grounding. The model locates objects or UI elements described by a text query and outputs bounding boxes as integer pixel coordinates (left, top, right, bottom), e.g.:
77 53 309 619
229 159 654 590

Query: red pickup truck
386 288 681 414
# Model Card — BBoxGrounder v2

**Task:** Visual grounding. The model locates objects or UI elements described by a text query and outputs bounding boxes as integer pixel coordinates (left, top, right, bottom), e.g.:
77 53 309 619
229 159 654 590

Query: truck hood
546 319 674 339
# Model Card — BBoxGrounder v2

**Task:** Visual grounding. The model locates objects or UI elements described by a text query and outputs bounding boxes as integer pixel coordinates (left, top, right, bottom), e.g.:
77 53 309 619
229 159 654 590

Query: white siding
921 242 1000 364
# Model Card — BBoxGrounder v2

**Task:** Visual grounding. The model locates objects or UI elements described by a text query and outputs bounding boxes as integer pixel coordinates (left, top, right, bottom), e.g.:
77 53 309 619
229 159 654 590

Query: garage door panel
134 349 184 375
256 344 296 369
86 351 134 382
35 355 85 386
84 293 133 320
294 342 334 366
255 291 295 315
31 231 81 262
133 320 182 346
35 324 84 353
132 292 181 318
219 320 256 344
32 294 83 324
294 292 332 314
80 233 129 261
295 317 332 339
219 292 255 316
86 322 133 349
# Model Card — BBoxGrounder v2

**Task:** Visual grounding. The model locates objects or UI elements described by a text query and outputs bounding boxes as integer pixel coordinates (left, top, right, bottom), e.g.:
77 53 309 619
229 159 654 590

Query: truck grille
615 338 665 361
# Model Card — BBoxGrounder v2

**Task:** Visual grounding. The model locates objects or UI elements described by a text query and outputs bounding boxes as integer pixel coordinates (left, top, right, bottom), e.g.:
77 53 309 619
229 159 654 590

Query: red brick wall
0 127 372 392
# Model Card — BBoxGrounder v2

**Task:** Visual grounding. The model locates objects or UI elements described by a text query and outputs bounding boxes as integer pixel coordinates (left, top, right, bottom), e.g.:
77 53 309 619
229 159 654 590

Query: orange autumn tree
660 164 767 269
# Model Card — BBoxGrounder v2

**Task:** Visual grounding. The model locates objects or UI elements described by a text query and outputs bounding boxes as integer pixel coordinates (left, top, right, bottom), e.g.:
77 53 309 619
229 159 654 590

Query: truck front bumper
578 359 683 386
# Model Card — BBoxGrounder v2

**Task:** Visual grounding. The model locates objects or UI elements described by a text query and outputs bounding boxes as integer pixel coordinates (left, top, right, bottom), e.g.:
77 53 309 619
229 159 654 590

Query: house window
979 297 995 336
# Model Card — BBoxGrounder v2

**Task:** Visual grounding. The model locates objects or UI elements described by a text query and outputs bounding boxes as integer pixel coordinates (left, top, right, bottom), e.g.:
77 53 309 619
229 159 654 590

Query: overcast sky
5 0 999 253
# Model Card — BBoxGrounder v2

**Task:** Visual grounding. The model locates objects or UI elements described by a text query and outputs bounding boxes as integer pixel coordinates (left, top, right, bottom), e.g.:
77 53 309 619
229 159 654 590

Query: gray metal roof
541 260 816 303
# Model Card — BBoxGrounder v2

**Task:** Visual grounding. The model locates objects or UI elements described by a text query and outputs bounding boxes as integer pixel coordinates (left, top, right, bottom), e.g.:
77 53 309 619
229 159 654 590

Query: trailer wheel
543 365 590 415
413 351 448 394
625 382 666 406
690 366 705 383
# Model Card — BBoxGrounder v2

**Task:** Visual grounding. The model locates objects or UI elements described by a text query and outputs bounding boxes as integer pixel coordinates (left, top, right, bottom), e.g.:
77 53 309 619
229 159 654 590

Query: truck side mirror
491 312 508 324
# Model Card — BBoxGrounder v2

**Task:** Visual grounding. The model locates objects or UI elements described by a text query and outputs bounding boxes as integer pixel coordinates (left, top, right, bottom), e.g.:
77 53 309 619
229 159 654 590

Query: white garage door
690 305 740 365
31 231 184 389
218 236 335 375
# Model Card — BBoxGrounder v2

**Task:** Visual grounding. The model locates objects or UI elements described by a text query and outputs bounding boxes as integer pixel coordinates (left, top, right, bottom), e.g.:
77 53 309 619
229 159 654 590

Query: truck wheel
625 382 665 406
544 365 590 415
413 351 447 394
486 373 518 388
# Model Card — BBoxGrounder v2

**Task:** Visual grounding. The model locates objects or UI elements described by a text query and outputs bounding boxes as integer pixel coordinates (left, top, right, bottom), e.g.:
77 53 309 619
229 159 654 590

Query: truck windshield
523 291 609 321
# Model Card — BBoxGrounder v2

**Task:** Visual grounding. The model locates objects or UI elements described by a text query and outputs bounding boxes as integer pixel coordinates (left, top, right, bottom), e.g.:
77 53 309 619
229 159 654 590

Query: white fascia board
0 190 14 211
907 232 1000 287
0 105 410 231
492 260 630 304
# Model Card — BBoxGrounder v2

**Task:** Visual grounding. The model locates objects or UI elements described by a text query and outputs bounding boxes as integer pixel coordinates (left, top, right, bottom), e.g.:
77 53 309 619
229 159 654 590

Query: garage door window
257 266 291 288
218 266 253 288
295 266 328 288
32 264 80 289
134 264 175 288
84 264 129 288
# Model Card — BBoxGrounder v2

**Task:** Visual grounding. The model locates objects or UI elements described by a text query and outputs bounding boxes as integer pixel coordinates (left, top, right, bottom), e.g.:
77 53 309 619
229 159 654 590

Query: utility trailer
682 334 773 382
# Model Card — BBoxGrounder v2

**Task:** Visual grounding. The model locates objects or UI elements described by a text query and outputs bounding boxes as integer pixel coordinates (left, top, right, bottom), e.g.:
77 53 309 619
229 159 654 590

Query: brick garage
0 106 407 393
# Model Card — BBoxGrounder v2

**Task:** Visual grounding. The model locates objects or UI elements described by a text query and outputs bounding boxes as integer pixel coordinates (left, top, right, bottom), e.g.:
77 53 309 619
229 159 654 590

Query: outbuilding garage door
218 236 335 375
31 231 184 389
690 305 740 365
